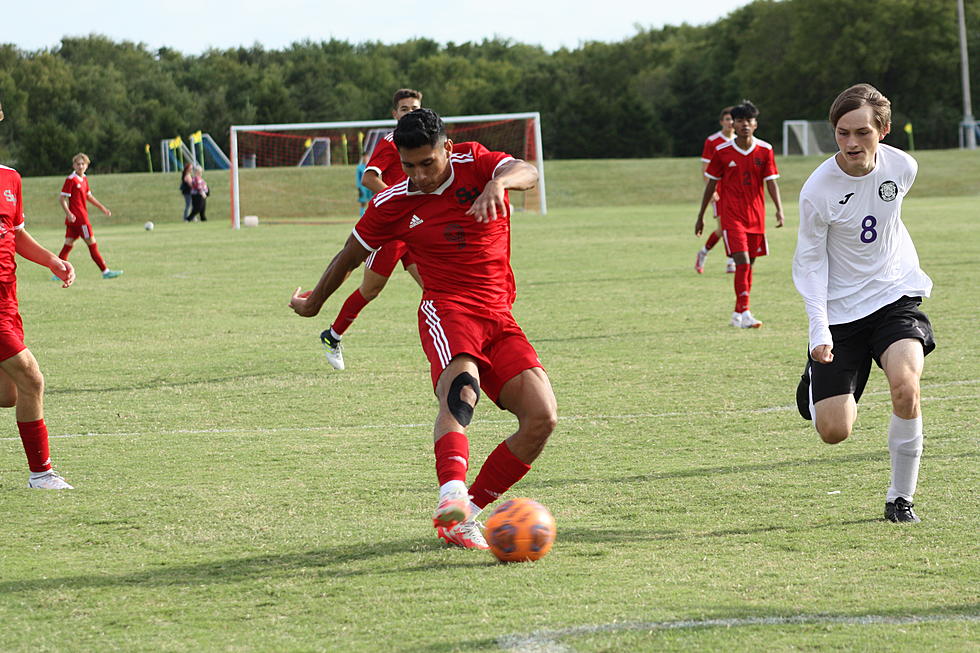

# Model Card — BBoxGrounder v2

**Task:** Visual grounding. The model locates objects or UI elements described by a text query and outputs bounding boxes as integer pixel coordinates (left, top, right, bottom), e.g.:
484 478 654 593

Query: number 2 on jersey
860 215 878 243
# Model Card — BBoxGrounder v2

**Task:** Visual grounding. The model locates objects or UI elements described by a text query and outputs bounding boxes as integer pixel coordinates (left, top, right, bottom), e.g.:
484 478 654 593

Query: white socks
439 480 467 499
887 414 923 502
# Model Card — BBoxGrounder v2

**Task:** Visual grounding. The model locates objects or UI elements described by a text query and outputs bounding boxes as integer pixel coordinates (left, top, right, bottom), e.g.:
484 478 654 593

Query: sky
6 0 755 54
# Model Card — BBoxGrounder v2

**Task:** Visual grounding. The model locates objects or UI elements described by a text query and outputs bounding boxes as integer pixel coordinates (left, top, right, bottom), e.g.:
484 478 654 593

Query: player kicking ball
290 109 557 549
793 84 934 523
0 99 75 489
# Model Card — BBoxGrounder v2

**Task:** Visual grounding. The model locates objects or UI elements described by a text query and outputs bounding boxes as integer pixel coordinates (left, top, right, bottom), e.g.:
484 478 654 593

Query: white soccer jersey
793 143 933 349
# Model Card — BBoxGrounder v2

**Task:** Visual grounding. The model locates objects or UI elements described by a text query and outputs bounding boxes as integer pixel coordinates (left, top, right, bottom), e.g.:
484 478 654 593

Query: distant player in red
694 106 736 274
319 89 424 370
0 99 76 489
696 100 784 328
58 153 122 280
291 108 557 550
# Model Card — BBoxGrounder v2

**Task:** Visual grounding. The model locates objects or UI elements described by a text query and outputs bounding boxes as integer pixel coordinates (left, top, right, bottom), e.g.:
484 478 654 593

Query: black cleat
884 497 921 523
796 360 812 421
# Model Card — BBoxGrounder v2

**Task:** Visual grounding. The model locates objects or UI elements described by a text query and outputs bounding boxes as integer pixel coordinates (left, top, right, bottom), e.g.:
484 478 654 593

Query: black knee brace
448 372 480 426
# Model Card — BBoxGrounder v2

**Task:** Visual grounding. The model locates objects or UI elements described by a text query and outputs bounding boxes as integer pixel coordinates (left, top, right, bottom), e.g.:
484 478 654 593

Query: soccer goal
229 112 547 228
782 120 837 156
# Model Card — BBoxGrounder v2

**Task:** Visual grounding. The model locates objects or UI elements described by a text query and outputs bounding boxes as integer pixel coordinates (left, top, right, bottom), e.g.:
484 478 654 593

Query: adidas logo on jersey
409 215 424 228
728 161 737 167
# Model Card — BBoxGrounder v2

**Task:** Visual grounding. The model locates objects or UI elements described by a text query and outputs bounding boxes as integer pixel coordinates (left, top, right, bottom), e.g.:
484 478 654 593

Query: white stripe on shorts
365 249 378 269
421 300 452 368
82 224 91 239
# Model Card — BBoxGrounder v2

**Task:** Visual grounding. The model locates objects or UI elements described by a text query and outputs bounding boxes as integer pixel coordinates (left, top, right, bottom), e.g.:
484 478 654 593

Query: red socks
469 440 532 509
18 419 51 472
331 289 370 336
87 243 107 272
58 244 72 260
734 263 751 312
435 431 469 486
704 231 720 251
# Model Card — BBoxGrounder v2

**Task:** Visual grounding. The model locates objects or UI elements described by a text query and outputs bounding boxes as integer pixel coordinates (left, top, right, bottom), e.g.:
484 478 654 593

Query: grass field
1 153 978 651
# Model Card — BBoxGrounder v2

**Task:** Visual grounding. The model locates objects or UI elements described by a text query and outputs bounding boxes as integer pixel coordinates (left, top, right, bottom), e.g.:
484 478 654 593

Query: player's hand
103 207 112 217
811 344 833 363
694 216 705 236
775 210 785 229
712 191 720 203
66 213 76 224
466 179 507 223
289 287 319 317
50 259 74 288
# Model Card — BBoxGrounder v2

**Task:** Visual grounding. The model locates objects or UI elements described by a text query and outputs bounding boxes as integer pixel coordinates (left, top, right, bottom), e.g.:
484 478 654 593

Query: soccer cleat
319 330 345 371
28 471 74 490
437 520 489 549
738 310 763 328
102 269 123 279
433 486 471 529
796 360 813 420
694 249 707 274
885 497 920 523
726 259 737 274
730 311 743 328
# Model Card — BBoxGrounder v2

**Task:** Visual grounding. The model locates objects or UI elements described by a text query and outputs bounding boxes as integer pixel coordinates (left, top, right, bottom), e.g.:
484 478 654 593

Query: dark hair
392 88 422 108
829 83 891 131
720 106 735 120
393 108 446 150
730 100 759 120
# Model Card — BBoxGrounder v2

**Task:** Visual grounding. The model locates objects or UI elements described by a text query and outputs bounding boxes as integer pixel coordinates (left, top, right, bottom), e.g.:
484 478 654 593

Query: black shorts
798 296 935 414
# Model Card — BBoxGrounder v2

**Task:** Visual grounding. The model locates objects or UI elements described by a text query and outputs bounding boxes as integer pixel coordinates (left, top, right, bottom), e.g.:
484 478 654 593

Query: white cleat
738 310 763 328
319 330 345 371
437 520 489 549
695 249 708 274
28 470 74 489
433 486 471 529
730 311 743 328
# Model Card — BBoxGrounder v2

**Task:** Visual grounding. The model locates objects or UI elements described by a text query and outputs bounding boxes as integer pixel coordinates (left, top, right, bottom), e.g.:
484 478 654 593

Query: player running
0 99 76 489
694 106 736 274
58 153 123 279
793 83 934 523
696 100 784 328
291 108 557 549
319 89 425 370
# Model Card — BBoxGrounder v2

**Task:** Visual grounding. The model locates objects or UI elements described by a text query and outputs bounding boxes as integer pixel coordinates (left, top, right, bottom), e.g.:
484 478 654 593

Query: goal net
229 112 546 228
782 120 837 156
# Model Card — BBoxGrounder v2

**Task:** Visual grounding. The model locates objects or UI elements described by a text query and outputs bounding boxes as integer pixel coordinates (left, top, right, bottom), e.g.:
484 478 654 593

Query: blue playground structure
160 133 231 172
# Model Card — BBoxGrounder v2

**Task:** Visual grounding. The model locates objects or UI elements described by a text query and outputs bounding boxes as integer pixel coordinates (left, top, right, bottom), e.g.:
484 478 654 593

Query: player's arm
695 178 718 235
361 170 388 194
14 228 74 288
766 178 784 228
701 161 720 203
792 196 832 362
87 192 111 216
59 194 76 223
467 160 538 224
289 234 371 318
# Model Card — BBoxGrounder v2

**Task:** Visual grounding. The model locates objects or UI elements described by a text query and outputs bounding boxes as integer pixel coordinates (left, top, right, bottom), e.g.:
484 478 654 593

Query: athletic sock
468 440 532 509
87 243 107 272
58 245 73 260
434 431 469 486
887 414 923 502
18 419 52 473
704 232 720 251
331 289 370 336
734 263 751 312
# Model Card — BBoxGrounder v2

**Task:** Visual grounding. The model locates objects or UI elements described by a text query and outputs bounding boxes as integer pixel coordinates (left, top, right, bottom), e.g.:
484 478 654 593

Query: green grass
1 155 977 651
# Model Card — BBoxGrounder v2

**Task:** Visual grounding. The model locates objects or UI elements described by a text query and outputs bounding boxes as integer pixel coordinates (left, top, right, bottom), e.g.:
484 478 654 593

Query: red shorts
418 299 543 405
0 283 26 362
65 219 93 241
723 229 768 258
366 241 414 278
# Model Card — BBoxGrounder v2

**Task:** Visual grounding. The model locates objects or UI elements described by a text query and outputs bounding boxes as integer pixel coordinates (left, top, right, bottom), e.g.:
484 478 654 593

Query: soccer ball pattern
485 498 556 562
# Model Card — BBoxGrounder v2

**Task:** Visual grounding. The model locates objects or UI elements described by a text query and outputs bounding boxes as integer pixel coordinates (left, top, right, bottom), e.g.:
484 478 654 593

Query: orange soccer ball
485 498 556 562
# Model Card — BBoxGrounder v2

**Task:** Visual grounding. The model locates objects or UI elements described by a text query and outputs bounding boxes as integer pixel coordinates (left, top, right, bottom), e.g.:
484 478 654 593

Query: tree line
0 0 976 176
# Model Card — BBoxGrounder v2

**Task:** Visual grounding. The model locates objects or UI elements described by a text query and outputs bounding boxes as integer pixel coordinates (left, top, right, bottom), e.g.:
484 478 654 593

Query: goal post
229 112 547 228
782 120 837 157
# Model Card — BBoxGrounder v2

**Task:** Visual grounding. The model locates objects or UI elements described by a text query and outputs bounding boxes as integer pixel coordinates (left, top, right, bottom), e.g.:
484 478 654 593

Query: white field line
498 613 980 653
1 380 976 443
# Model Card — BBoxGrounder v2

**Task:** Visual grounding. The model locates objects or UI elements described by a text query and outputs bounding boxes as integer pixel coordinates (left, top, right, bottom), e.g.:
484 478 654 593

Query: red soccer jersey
364 133 406 187
705 138 779 233
61 172 90 223
701 130 733 195
0 165 26 284
354 142 516 310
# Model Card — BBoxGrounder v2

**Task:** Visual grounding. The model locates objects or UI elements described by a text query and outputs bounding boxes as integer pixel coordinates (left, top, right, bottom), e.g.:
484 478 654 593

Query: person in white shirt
793 83 935 523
